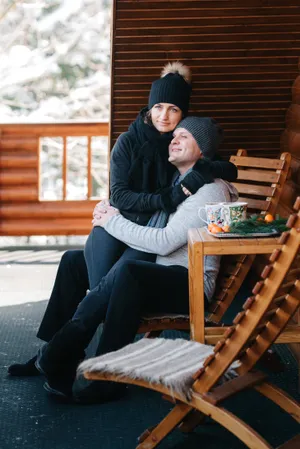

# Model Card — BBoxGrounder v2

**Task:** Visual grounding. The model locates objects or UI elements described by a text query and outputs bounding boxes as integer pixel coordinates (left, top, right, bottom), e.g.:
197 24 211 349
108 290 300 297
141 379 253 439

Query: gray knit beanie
176 116 223 159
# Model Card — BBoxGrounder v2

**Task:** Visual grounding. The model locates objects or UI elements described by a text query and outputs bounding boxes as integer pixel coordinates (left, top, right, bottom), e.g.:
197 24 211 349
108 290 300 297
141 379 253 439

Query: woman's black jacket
109 109 238 225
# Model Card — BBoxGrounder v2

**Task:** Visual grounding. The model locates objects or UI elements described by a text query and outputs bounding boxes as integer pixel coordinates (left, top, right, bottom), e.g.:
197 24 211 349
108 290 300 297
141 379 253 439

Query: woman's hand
93 199 110 219
181 184 192 197
92 205 120 227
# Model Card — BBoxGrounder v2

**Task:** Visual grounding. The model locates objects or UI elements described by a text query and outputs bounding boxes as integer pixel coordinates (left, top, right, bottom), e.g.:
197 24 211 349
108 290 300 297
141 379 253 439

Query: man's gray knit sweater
104 179 239 301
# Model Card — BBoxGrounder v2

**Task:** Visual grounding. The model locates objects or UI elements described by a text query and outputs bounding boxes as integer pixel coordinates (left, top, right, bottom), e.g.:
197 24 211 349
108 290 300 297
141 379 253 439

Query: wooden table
187 227 283 344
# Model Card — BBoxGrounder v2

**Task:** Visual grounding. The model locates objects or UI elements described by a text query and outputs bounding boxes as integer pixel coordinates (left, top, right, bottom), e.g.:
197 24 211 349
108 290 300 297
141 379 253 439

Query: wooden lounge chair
138 150 291 336
79 198 300 449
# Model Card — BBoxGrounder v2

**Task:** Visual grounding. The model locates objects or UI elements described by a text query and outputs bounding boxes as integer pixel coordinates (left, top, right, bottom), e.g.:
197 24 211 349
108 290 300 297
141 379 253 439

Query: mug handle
198 207 209 224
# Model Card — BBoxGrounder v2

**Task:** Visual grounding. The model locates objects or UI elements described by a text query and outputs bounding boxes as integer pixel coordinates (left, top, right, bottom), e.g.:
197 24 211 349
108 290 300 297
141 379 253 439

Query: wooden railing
0 121 109 235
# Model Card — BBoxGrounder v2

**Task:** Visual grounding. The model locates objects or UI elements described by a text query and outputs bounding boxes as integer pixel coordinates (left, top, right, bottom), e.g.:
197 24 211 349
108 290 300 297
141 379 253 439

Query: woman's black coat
109 108 237 225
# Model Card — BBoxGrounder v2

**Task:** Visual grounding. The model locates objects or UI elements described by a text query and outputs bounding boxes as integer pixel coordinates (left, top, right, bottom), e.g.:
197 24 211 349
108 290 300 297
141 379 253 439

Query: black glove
158 158 237 213
210 160 238 182
181 159 214 194
159 184 187 213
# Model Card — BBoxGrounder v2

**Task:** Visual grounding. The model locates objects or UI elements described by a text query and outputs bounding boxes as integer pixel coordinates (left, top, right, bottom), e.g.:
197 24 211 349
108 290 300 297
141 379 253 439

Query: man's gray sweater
104 179 239 301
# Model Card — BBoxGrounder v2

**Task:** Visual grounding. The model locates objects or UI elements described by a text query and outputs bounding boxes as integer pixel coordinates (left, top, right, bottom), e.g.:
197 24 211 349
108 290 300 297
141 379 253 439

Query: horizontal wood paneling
111 0 300 158
0 169 37 185
0 123 108 235
0 186 38 202
0 201 98 219
117 1 300 10
0 219 94 236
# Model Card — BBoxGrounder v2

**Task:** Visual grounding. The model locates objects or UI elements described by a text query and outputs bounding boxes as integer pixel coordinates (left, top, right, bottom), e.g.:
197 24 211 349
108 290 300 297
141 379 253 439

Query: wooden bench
138 150 291 336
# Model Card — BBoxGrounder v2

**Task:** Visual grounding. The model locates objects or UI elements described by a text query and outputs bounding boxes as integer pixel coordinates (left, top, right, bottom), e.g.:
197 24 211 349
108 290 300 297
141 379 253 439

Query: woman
8 63 237 379
84 61 237 289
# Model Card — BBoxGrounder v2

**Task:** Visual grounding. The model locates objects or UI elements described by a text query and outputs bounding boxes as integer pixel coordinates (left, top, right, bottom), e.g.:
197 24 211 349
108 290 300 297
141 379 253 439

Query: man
10 117 238 403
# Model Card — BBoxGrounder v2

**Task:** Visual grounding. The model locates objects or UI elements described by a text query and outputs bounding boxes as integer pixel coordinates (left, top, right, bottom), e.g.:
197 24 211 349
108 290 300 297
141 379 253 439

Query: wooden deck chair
138 150 291 337
79 198 300 449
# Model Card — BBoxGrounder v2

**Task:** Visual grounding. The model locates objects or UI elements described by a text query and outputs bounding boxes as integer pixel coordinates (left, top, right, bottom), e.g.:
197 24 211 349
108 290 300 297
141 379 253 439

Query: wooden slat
116 17 300 29
232 183 275 197
202 371 267 405
230 155 285 169
117 25 300 37
237 169 281 183
0 187 38 202
0 153 38 169
235 197 269 211
0 169 37 185
118 6 300 19
62 136 67 200
0 122 109 137
87 136 92 199
0 218 93 236
0 137 38 151
118 1 300 11
0 201 98 219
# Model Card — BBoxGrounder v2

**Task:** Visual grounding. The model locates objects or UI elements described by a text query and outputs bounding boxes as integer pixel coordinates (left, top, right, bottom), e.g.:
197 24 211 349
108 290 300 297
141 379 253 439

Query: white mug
198 202 225 226
198 201 248 227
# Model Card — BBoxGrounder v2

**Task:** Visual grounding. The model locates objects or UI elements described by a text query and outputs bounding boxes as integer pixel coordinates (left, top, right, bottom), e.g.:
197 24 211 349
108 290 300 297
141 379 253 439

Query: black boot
38 321 89 373
38 320 89 398
73 380 126 405
8 355 40 377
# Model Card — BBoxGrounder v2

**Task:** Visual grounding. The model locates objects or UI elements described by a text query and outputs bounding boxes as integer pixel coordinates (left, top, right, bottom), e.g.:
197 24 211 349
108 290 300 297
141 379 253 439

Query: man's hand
93 199 111 219
92 205 120 227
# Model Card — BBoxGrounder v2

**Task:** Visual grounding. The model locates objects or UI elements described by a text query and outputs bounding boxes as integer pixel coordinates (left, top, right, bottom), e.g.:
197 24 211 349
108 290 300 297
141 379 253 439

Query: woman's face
150 103 183 133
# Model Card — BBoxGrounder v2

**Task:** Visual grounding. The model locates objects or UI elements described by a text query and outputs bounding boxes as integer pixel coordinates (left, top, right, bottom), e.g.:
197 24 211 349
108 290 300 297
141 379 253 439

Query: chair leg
191 393 272 449
136 402 192 449
254 382 300 423
178 409 206 433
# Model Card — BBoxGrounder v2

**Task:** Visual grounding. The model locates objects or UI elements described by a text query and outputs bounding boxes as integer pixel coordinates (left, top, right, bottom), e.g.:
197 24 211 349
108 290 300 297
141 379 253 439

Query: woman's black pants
37 227 155 342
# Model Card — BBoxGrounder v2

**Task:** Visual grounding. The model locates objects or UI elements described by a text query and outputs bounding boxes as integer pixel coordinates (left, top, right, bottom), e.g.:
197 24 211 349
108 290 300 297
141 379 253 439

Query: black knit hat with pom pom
148 62 192 116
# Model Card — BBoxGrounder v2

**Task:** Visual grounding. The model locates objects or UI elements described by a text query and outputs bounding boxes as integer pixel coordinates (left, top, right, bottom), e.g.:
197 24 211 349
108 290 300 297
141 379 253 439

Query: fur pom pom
161 61 191 83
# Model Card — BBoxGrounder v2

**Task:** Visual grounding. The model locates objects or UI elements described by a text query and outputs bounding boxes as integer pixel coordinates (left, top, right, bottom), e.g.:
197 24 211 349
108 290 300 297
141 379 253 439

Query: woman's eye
155 104 161 109
172 108 179 113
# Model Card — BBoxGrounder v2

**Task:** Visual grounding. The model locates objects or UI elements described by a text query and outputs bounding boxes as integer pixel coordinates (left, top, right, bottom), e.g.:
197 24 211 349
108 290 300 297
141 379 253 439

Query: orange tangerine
207 223 215 231
210 225 223 234
264 213 274 223
222 224 231 233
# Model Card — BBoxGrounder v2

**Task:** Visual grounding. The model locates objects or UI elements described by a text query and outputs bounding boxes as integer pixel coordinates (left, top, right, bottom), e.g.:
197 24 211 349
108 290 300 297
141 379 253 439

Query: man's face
168 128 202 168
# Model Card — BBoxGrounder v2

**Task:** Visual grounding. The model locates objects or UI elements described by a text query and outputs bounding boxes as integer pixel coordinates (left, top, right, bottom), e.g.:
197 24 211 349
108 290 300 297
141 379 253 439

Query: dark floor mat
0 300 299 449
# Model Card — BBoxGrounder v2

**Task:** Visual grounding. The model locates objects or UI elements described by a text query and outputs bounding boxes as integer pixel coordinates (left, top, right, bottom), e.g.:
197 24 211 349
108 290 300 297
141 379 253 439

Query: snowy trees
0 0 111 120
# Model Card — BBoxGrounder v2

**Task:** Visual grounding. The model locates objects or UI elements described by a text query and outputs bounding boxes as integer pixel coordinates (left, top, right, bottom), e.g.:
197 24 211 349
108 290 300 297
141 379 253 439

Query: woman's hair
144 110 154 126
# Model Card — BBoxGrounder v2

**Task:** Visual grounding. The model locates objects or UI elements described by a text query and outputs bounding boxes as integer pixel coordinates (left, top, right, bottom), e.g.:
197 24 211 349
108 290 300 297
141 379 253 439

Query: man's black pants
38 260 196 378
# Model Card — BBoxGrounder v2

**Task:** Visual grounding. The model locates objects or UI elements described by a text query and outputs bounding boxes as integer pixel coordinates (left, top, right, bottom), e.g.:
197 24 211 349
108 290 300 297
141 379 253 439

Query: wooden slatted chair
79 198 300 449
138 150 291 336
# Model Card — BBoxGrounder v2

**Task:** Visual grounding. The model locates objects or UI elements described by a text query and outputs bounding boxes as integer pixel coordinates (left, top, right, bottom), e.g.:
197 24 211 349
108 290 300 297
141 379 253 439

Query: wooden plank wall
279 66 300 215
111 0 300 159
0 123 108 235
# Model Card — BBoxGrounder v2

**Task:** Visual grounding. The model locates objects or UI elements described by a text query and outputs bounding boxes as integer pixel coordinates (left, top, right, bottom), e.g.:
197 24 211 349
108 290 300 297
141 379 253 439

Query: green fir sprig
228 215 288 235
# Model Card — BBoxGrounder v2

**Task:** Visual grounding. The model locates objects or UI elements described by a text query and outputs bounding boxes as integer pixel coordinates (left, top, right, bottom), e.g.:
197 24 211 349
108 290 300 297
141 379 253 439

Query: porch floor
0 250 299 449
